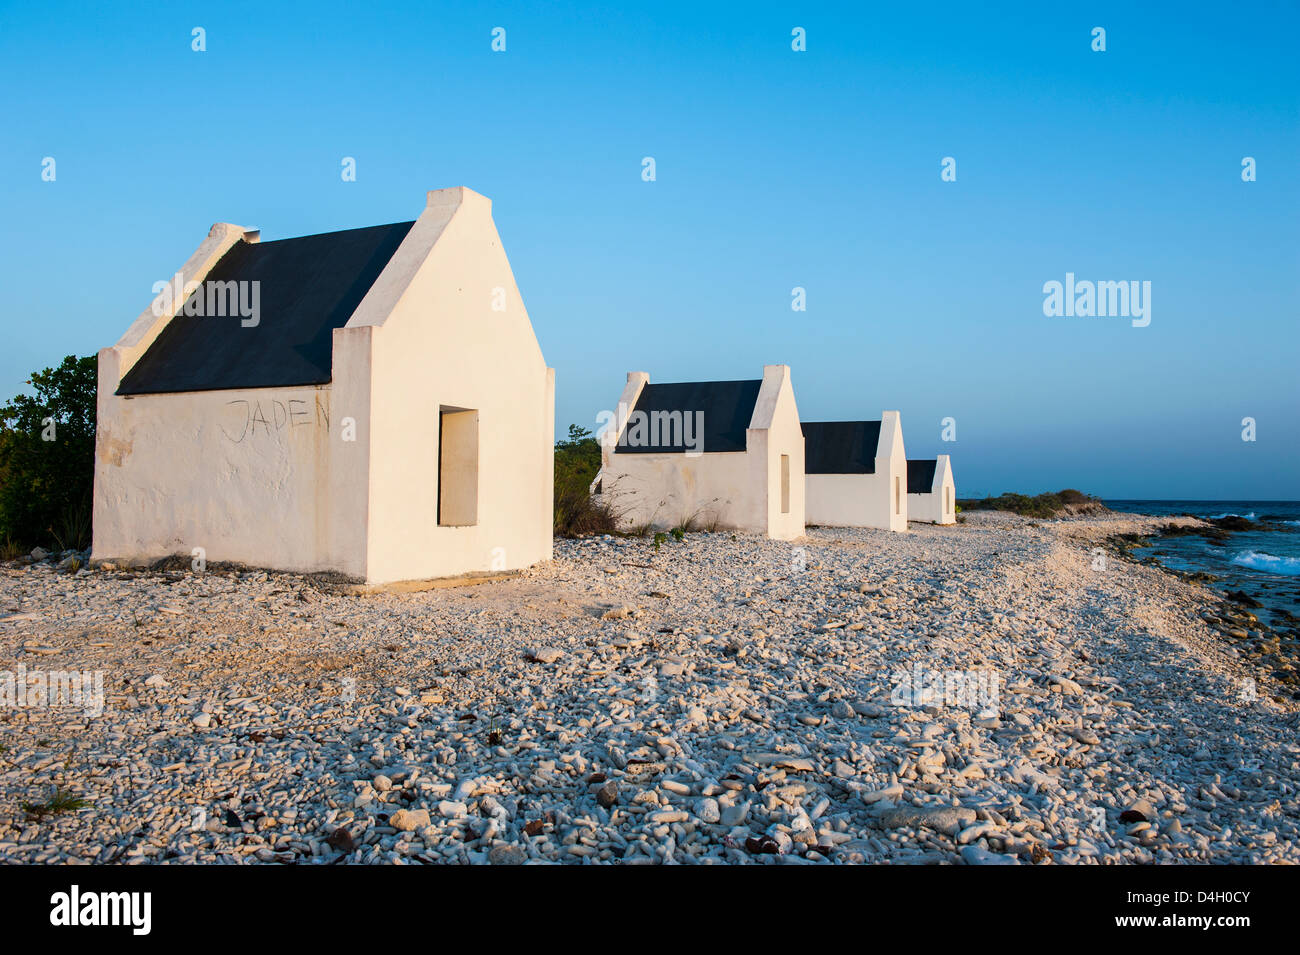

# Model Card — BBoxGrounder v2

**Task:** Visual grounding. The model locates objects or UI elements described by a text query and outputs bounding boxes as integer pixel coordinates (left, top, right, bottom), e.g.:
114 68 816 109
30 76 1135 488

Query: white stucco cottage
596 365 805 539
93 187 555 584
801 411 907 531
907 455 957 525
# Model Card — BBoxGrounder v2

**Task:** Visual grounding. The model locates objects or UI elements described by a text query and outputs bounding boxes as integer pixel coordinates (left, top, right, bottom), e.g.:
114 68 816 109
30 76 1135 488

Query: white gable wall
352 188 554 584
804 410 907 531
748 364 805 540
880 411 908 531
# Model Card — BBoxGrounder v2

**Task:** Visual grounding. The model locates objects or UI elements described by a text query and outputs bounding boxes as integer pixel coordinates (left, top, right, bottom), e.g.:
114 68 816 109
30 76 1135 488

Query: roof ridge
250 219 418 246
643 378 762 387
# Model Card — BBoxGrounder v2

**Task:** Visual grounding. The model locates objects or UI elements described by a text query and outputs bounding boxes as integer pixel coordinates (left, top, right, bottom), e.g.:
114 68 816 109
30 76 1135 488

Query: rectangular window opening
438 406 479 527
780 454 790 514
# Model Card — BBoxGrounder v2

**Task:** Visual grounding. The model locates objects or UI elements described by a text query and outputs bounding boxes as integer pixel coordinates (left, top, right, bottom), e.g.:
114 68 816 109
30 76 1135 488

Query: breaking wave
1231 551 1300 576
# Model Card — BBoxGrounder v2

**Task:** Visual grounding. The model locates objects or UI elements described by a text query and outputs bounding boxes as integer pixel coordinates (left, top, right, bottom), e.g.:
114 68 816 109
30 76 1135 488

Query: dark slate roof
801 421 881 474
117 221 415 395
613 379 762 454
907 459 938 494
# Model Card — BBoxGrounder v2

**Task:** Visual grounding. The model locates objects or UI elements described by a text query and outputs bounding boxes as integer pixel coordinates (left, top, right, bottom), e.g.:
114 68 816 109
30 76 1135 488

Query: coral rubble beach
1 511 1296 865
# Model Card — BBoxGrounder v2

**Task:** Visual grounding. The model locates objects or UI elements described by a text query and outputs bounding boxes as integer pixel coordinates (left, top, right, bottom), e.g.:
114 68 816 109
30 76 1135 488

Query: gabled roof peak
117 220 414 395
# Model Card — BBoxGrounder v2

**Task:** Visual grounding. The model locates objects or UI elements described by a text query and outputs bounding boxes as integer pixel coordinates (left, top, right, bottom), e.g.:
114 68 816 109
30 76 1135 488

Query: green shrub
0 355 97 550
956 489 1101 519
553 424 617 537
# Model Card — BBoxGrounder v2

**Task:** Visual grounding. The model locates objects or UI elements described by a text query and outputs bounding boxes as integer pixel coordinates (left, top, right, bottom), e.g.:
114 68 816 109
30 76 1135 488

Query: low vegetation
553 424 618 537
21 786 89 819
957 488 1103 519
0 355 97 551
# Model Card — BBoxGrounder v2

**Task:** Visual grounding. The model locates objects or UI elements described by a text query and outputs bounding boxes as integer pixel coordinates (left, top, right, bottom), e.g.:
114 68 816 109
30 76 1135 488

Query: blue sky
2 1 1296 498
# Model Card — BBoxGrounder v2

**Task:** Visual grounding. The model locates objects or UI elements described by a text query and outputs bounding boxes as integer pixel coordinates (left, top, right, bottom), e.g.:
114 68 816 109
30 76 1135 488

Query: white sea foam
1231 551 1300 576
1210 511 1256 520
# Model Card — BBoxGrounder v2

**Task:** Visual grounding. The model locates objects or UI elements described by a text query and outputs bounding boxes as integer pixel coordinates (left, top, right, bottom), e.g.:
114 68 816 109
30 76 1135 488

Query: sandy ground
1 512 1296 864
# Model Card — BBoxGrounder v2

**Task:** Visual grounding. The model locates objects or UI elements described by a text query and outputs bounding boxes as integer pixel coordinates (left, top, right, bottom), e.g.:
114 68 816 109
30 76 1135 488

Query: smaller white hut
801 411 907 531
906 455 956 525
596 365 805 539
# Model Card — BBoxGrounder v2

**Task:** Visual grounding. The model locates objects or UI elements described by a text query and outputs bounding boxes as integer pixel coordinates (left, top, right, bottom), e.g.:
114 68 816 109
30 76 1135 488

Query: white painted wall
354 188 554 583
804 410 907 531
93 187 554 584
92 376 342 573
805 473 877 528
602 447 754 531
749 365 805 540
908 454 956 525
600 365 805 539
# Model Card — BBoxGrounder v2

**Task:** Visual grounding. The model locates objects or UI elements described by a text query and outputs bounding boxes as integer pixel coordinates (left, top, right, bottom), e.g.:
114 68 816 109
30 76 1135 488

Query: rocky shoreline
1104 520 1300 698
1 511 1297 864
